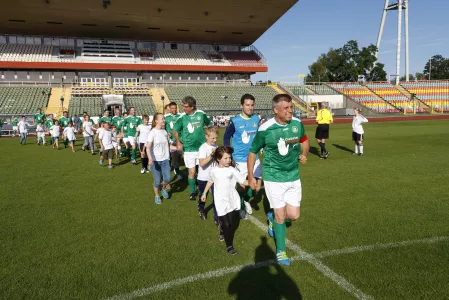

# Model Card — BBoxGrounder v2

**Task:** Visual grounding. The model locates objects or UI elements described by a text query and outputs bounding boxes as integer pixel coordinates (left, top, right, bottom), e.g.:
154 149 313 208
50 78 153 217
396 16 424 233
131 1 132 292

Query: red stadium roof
0 0 298 45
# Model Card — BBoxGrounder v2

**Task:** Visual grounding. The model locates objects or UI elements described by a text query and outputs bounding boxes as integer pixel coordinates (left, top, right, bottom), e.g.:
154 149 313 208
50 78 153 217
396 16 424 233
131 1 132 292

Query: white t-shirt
209 166 246 216
96 127 104 137
63 127 76 141
50 125 60 137
36 124 44 133
147 129 170 161
99 129 114 150
137 124 152 144
197 143 217 181
83 121 94 137
18 120 27 133
352 115 368 134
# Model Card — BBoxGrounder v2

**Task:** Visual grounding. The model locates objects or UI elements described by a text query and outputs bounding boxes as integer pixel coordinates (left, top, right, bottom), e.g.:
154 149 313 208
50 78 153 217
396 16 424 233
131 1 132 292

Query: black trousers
218 210 241 248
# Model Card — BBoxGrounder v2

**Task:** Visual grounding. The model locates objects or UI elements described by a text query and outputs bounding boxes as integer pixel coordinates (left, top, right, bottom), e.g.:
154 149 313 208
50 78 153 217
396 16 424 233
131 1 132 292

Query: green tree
424 55 449 80
306 40 387 82
399 74 416 81
415 72 425 80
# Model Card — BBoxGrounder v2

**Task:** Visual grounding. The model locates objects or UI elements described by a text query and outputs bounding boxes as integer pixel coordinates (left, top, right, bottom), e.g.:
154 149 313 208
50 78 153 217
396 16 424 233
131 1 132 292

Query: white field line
105 229 449 300
247 215 373 300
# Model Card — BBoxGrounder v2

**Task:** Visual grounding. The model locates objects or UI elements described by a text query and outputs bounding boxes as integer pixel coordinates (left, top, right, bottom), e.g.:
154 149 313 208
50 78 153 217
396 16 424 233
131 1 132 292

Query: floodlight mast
375 0 409 85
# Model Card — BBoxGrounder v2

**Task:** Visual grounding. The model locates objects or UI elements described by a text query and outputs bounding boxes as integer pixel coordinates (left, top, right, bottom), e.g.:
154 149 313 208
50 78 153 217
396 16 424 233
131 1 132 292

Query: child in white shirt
63 122 77 153
136 114 152 174
201 146 248 255
36 123 45 146
50 120 61 149
18 116 28 145
99 122 121 169
82 115 95 154
197 127 219 224
96 122 105 155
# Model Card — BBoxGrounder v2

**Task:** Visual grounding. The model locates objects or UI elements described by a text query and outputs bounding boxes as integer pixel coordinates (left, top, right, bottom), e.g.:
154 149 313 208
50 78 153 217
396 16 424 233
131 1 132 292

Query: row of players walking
11 94 368 265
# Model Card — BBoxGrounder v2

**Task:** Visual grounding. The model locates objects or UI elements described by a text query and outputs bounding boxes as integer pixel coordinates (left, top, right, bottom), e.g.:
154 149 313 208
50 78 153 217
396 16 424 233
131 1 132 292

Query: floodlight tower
375 0 409 85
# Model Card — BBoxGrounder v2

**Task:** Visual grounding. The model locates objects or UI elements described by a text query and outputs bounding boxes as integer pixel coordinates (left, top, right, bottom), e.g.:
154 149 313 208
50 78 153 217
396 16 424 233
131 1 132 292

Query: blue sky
251 0 449 83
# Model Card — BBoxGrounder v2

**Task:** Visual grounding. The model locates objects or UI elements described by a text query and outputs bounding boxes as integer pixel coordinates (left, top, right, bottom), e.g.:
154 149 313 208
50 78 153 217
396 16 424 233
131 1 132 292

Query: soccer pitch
1 120 448 300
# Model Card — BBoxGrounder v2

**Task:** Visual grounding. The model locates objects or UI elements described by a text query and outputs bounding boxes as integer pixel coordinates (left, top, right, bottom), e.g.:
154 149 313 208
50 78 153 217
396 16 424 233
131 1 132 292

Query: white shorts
112 141 118 148
123 137 129 144
235 160 262 179
264 180 302 209
127 136 136 146
12 126 18 131
184 151 199 169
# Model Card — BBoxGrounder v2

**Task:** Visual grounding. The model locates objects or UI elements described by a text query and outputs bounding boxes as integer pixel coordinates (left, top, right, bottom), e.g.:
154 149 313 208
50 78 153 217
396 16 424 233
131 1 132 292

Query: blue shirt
223 114 259 163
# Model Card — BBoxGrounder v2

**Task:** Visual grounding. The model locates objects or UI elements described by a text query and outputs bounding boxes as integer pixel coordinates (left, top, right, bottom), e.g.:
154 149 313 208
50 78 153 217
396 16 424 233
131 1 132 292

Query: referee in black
315 102 333 159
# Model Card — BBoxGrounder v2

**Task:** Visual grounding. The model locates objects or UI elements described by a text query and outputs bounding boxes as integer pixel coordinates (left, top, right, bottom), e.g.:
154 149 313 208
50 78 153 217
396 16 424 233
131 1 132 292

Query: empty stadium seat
0 86 51 114
400 81 449 112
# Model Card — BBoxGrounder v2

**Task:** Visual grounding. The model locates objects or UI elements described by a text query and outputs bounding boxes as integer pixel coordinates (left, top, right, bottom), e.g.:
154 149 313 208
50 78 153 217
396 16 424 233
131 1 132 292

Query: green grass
1 120 448 300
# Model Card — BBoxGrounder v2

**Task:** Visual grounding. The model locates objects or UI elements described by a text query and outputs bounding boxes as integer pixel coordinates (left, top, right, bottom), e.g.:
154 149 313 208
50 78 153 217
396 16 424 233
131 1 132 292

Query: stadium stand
400 81 449 112
328 83 400 113
366 82 424 113
0 86 50 114
220 51 264 66
282 85 314 96
305 84 340 95
124 95 157 116
0 44 53 62
68 96 102 117
164 86 277 116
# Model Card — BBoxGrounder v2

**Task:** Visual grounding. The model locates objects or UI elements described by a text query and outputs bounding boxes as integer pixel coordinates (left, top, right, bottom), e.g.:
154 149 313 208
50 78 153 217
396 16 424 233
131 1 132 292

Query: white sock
359 145 364 154
355 145 359 154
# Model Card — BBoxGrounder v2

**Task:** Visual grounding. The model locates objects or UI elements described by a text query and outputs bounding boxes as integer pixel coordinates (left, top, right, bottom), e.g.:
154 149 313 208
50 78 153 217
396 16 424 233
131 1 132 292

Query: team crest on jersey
170 121 174 129
187 122 195 133
292 126 298 133
197 116 201 121
253 122 257 127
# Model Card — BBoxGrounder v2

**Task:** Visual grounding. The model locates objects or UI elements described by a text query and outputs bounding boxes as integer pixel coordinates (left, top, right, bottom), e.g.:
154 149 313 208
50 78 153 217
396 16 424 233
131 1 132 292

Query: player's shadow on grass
332 143 353 154
228 236 302 300
250 188 269 214
309 146 321 157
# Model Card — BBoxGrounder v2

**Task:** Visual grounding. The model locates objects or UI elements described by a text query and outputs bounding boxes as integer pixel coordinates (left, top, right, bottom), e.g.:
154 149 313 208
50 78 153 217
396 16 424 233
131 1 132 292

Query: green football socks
273 219 287 252
188 178 196 194
131 149 136 160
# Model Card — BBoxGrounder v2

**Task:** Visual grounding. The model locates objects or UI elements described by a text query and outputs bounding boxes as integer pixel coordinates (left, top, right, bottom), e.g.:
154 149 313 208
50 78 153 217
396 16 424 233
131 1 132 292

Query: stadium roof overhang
0 0 298 46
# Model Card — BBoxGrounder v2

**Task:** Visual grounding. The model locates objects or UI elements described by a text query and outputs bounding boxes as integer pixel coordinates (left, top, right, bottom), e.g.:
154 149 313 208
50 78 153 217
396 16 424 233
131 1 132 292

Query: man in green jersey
248 94 310 266
111 108 125 155
34 108 46 143
59 111 71 148
122 107 142 165
98 109 112 125
173 96 211 200
45 115 55 145
164 102 183 180
11 115 19 137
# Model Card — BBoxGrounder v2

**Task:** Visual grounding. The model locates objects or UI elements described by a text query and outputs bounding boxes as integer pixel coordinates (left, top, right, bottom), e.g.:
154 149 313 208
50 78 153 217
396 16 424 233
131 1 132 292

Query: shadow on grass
332 143 354 154
228 236 302 300
309 146 321 157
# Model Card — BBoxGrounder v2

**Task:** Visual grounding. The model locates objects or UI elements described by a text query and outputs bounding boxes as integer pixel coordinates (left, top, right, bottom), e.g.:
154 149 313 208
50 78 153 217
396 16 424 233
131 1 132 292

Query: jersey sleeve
203 114 211 126
173 117 182 133
198 144 208 159
223 120 235 147
249 130 265 154
147 130 154 143
232 167 246 185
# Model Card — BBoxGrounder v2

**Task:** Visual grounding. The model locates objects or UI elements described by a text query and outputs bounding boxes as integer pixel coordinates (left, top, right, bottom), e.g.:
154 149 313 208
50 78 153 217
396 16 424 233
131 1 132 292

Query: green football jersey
45 119 54 130
59 117 71 128
98 116 112 124
112 116 124 130
250 117 306 182
173 110 211 152
34 113 45 124
165 113 181 142
123 115 142 137
11 117 19 126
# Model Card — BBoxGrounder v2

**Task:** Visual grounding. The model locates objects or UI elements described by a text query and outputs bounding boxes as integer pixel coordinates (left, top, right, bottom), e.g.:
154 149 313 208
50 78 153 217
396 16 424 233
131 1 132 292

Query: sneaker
227 246 237 255
132 160 137 165
177 174 183 181
218 234 224 242
161 189 170 199
239 210 248 220
358 153 363 156
276 250 290 266
198 210 206 221
324 152 331 159
99 160 103 166
352 152 358 155
154 196 162 205
145 168 150 173
244 201 253 215
108 165 114 169
319 154 324 159
140 167 146 174
267 212 275 238
189 193 196 201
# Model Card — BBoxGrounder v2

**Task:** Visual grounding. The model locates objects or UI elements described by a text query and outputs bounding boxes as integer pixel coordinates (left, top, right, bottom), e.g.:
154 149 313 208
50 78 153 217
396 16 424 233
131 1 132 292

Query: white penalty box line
106 223 449 300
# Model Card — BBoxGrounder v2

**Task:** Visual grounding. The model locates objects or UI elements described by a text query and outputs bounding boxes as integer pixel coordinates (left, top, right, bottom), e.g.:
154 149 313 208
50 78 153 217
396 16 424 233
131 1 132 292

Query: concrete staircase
149 88 169 113
304 86 316 95
396 85 432 114
44 87 69 117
